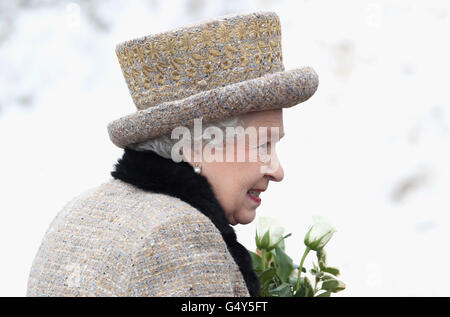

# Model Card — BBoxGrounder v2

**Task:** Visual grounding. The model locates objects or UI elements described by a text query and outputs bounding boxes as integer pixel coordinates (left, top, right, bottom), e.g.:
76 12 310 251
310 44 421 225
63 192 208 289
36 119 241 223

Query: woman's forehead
242 109 284 135
242 109 283 125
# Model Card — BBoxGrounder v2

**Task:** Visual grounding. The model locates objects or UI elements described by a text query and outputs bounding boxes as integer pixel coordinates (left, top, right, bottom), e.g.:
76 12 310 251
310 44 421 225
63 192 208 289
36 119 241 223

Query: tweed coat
27 150 260 297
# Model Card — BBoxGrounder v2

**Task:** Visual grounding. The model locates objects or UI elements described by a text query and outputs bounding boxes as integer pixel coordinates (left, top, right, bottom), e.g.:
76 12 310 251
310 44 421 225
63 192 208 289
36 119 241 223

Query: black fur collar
111 149 260 297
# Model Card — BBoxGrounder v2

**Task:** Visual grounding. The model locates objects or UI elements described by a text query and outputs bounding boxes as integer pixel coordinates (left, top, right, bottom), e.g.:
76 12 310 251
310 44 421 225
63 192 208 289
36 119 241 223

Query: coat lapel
111 149 261 297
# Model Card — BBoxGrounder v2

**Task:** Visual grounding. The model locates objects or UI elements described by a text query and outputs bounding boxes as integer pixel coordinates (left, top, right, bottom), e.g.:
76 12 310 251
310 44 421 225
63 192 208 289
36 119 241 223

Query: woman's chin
233 210 256 225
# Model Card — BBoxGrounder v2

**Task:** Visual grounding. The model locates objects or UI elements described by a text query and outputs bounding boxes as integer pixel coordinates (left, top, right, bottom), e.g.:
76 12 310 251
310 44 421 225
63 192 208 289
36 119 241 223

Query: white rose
256 216 285 250
304 216 337 251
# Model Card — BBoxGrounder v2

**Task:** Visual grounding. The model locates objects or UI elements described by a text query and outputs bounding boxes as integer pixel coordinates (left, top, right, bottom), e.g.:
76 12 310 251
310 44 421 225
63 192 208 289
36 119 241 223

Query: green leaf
321 279 346 293
278 237 286 250
267 283 293 297
259 268 277 296
294 277 314 297
266 250 274 263
320 273 335 281
333 280 346 293
288 273 298 288
288 270 307 289
248 251 262 273
274 245 295 283
255 231 261 250
322 266 340 277
261 231 270 250
321 279 339 291
259 268 276 287
316 291 331 297
311 270 324 279
319 260 326 271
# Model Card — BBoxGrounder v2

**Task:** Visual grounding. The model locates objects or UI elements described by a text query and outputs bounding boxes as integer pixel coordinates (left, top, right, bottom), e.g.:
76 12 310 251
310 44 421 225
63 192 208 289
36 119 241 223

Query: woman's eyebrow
260 128 285 140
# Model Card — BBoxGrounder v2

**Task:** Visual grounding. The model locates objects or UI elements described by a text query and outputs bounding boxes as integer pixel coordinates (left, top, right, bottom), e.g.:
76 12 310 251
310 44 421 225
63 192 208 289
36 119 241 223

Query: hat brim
107 67 319 148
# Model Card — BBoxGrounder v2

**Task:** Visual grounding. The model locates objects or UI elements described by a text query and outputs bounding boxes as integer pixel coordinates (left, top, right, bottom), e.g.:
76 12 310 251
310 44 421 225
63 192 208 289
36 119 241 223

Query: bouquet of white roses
248 216 346 297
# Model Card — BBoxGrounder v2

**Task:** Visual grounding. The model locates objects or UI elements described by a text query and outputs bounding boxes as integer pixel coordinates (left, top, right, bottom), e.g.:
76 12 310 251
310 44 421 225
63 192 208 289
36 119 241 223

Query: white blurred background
1 0 449 296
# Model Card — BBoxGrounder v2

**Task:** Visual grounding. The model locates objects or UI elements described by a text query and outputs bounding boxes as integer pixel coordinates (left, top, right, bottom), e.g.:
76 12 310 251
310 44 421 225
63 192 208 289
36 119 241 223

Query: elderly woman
26 11 318 297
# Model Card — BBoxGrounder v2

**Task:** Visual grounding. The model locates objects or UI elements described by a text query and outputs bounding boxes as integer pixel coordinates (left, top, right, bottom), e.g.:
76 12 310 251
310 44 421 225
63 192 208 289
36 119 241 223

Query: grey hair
131 115 245 159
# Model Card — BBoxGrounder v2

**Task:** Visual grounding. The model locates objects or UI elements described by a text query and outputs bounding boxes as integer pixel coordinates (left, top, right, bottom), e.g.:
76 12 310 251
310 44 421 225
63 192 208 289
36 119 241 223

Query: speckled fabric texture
109 149 260 296
26 179 250 297
107 11 319 148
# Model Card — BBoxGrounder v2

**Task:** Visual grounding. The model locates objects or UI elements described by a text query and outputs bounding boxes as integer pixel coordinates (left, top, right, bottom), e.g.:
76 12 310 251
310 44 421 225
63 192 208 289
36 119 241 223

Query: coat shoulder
26 179 248 297
129 201 250 297
40 178 211 241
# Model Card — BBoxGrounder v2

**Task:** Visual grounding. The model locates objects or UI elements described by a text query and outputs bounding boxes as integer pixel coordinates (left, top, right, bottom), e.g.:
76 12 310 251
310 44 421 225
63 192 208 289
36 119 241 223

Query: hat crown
115 11 284 110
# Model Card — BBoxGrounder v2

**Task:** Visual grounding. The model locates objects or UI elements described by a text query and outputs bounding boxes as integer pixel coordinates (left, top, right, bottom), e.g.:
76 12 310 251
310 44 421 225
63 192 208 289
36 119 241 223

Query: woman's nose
263 153 284 182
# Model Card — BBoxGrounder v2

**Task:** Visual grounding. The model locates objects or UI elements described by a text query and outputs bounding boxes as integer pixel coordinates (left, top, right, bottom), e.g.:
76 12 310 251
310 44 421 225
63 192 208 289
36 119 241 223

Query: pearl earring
193 163 201 174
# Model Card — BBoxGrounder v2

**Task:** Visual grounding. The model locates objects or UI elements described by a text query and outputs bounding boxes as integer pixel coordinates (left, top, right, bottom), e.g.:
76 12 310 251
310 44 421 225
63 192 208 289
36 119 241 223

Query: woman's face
198 109 285 226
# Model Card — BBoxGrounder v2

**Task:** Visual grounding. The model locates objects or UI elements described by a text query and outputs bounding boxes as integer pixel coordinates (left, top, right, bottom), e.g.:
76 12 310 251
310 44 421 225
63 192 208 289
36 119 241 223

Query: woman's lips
247 192 262 204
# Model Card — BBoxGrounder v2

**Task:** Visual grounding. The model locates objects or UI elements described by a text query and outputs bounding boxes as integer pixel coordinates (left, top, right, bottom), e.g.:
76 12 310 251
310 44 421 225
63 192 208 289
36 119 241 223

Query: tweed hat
108 11 319 148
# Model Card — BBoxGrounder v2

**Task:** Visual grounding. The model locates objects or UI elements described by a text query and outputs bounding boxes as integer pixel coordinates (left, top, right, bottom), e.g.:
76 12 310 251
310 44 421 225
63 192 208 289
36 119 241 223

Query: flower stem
295 247 311 293
261 249 266 272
